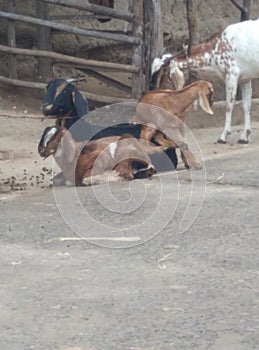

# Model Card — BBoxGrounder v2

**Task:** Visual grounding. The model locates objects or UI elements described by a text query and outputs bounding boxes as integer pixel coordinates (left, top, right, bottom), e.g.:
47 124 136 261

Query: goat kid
38 126 163 186
133 80 214 169
151 19 259 144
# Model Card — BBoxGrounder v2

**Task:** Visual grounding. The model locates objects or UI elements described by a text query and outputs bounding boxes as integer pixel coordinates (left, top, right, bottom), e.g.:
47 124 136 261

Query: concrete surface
0 124 259 350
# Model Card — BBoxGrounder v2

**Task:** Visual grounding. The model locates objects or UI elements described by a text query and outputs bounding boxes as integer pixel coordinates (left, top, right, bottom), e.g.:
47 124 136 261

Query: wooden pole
131 0 144 99
143 0 163 90
42 0 133 22
0 44 139 73
0 75 136 103
230 0 252 21
241 0 252 21
186 0 199 46
185 0 200 84
0 11 140 44
36 0 52 79
66 66 131 94
5 0 17 79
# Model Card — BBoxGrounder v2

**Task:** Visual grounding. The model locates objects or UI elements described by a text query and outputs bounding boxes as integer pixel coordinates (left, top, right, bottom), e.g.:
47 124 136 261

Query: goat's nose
38 145 45 157
41 103 53 115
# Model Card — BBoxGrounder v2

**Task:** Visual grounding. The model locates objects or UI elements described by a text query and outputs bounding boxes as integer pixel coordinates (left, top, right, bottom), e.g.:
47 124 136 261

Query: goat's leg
218 71 239 143
114 160 134 180
178 143 202 169
139 124 165 156
179 151 190 169
136 125 165 154
239 80 252 144
171 129 202 169
153 132 177 148
155 129 202 169
154 132 193 169
140 125 157 142
138 139 165 153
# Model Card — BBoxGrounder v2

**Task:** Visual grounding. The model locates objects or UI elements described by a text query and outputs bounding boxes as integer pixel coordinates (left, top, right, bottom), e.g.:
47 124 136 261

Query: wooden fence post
5 0 17 79
143 0 163 90
131 0 144 99
36 0 52 79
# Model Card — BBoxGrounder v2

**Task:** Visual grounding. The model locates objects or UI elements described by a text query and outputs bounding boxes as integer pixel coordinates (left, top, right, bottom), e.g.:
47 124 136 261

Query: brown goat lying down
132 80 214 169
38 126 164 186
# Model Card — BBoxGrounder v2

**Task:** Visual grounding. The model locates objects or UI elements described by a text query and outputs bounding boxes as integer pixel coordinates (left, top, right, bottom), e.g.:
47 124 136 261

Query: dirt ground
0 86 259 350
1 83 259 199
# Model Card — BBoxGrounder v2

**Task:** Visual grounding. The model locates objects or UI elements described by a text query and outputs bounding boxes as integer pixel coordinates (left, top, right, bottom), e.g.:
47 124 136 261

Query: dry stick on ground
47 236 141 243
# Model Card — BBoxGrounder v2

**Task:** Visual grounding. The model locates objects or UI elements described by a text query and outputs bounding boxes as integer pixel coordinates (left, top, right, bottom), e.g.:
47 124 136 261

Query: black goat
41 78 178 170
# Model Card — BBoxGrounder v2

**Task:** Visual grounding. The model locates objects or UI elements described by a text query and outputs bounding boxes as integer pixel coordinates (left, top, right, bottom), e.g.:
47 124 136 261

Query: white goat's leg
239 80 252 144
218 74 239 144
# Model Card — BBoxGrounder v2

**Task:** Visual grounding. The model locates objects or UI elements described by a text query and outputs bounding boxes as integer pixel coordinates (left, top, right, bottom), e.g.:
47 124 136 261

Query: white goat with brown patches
132 80 214 170
38 126 162 185
151 19 259 144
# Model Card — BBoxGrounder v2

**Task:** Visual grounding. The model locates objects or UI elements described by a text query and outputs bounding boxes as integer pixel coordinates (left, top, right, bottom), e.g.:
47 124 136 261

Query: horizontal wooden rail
0 44 139 73
58 64 132 94
0 75 46 89
42 0 134 22
0 11 140 44
0 75 137 104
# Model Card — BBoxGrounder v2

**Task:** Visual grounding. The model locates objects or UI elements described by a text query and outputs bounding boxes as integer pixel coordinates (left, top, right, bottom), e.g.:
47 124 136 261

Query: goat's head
150 53 185 90
150 55 172 90
38 126 64 158
41 78 88 118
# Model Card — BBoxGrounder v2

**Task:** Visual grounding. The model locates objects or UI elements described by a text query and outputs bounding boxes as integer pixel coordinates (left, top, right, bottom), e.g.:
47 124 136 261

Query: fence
0 0 163 103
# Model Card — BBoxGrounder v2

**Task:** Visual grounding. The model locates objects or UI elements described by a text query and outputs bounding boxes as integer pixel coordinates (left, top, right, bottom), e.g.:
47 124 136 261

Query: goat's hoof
237 139 249 144
217 138 227 144
188 162 202 170
193 163 203 170
52 172 66 186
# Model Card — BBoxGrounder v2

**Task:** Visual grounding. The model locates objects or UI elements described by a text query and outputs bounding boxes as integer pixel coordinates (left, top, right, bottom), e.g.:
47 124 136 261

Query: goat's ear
72 89 88 118
198 89 214 115
61 132 76 163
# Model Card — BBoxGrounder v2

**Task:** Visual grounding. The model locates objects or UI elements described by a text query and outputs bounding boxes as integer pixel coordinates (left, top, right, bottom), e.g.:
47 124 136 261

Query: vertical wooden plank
131 0 144 99
143 0 163 90
241 0 252 21
36 0 52 79
186 0 199 83
5 0 17 79
186 0 199 46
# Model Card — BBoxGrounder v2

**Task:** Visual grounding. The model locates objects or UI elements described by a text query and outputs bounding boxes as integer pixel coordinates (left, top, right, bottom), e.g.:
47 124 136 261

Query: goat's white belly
235 55 259 80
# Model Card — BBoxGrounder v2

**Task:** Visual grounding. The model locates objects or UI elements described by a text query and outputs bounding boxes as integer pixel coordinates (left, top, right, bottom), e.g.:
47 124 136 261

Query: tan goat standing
132 80 214 169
